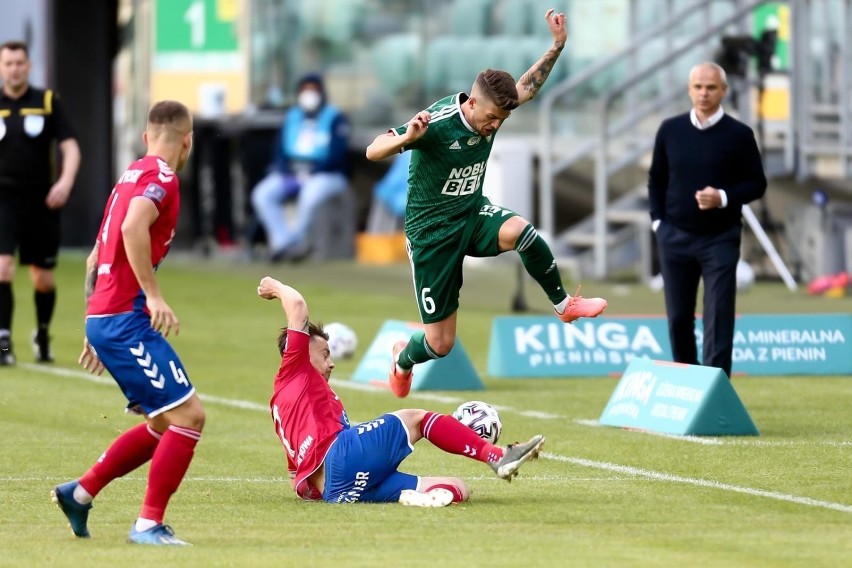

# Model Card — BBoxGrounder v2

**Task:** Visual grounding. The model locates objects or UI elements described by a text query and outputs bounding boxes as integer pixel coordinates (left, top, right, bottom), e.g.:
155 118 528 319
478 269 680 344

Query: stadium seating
297 0 366 45
450 0 493 36
372 33 422 95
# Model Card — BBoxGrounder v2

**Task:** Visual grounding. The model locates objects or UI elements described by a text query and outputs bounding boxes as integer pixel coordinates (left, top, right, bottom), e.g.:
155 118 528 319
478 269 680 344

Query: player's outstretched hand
147 296 180 337
545 9 568 43
257 276 283 300
79 336 105 375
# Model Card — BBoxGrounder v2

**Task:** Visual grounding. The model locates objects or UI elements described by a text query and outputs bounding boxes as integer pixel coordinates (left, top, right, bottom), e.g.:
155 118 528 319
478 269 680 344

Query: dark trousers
657 222 741 378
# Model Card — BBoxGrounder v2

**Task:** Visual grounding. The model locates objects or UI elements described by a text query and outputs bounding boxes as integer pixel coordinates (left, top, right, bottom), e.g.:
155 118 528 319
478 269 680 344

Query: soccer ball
324 322 358 360
452 400 502 444
736 260 755 292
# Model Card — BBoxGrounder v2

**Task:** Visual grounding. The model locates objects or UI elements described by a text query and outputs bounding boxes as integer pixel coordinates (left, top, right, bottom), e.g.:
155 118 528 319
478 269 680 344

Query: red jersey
269 330 350 500
87 155 180 316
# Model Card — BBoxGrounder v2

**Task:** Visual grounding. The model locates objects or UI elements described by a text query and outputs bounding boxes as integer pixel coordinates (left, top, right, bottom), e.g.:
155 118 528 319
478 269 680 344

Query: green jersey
392 93 496 247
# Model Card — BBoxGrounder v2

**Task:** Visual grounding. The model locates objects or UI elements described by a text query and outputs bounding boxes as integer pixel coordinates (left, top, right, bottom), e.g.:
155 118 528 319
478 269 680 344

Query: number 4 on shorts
169 361 189 385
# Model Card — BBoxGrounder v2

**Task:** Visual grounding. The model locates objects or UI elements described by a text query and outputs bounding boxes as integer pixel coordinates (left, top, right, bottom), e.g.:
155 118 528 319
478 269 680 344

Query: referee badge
24 115 45 137
0 117 5 141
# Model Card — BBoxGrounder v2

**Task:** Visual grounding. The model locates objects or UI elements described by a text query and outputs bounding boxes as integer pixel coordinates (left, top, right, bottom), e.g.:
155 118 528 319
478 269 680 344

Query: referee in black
648 62 766 379
0 41 80 365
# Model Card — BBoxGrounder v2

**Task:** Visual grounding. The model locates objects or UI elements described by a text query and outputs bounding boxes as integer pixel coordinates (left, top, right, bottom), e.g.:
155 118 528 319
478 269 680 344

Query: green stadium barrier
599 357 759 436
351 320 484 392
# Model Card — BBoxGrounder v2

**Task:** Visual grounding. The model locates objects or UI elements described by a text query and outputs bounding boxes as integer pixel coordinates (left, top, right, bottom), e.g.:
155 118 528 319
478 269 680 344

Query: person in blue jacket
251 73 350 261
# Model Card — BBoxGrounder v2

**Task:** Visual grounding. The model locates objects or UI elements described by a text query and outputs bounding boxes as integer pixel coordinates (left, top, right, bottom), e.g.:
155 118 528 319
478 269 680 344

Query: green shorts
407 196 518 323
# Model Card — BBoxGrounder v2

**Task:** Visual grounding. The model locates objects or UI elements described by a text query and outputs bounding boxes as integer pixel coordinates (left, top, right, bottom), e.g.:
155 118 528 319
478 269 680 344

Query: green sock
397 331 443 370
516 224 568 306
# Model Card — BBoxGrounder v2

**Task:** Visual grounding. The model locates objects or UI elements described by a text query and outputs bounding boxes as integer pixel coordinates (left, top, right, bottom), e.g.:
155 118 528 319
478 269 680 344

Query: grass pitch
1 251 850 567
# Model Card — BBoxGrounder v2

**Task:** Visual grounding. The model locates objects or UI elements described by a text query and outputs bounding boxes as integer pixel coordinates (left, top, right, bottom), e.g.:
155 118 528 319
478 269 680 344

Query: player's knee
501 216 530 249
33 278 54 293
426 336 454 357
187 407 206 431
424 477 469 503
172 397 206 431
450 478 470 502
30 267 55 291
0 258 15 281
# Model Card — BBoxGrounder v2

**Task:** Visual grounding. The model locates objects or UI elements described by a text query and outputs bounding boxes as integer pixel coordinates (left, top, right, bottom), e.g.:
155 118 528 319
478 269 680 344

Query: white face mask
298 90 322 113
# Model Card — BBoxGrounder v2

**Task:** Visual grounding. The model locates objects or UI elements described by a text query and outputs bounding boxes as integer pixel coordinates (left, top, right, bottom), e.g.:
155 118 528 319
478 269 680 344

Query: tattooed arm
84 241 99 302
516 9 568 105
79 241 105 375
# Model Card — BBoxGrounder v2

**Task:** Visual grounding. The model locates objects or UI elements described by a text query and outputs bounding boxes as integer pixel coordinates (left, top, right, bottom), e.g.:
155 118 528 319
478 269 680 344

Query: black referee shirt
0 86 76 193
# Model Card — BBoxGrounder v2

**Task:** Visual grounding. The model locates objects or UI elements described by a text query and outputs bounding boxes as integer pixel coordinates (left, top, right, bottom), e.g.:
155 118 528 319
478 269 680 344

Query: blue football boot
51 480 92 538
127 523 191 546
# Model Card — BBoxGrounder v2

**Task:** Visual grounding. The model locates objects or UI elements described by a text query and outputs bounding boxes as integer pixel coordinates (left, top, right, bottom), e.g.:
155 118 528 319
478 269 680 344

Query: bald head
689 62 727 87
687 62 728 119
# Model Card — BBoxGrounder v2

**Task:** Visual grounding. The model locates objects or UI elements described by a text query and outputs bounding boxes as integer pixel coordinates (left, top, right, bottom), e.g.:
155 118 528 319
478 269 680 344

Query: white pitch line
21 364 563 419
2 476 290 483
21 363 269 412
20 363 852 514
3 474 624 484
574 419 724 445
725 440 852 447
546 453 852 514
573 418 851 447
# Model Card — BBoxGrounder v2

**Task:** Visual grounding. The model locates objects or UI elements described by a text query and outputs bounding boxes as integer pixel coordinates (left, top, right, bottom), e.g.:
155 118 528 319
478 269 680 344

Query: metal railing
537 0 775 279
792 0 852 179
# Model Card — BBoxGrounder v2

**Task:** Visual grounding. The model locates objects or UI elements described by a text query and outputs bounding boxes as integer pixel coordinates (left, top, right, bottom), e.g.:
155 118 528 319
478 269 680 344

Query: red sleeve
276 329 311 380
134 168 178 212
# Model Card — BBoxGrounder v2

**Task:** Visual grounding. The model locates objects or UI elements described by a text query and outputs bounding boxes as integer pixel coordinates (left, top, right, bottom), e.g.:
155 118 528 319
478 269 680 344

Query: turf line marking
574 419 724 445
26 364 851 444
3 476 291 483
3 475 619 484
726 440 852 447
573 418 851 447
544 452 852 514
22 362 115 386
23 363 852 513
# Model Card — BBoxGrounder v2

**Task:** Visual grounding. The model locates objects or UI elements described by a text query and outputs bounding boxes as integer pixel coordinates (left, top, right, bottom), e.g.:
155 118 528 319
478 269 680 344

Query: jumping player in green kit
366 8 608 398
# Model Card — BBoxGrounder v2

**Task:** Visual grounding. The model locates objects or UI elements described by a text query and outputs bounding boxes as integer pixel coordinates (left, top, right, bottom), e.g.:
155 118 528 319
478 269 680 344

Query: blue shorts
86 311 195 418
322 413 418 503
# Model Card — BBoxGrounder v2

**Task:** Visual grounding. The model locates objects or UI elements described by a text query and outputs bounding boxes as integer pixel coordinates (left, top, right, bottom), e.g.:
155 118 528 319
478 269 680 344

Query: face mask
298 90 322 113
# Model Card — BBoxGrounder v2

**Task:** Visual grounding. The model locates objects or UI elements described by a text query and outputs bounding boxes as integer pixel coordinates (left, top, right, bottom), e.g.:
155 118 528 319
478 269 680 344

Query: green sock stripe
515 224 538 252
517 228 568 306
398 331 446 370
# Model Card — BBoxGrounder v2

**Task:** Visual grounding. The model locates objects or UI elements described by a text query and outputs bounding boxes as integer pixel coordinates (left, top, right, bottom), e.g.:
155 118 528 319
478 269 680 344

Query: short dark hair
147 100 191 127
0 41 29 58
475 69 519 111
278 321 328 356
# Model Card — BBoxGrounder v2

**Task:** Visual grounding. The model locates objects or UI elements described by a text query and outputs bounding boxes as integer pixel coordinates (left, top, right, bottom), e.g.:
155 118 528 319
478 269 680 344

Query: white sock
134 518 159 532
554 296 571 314
73 483 93 505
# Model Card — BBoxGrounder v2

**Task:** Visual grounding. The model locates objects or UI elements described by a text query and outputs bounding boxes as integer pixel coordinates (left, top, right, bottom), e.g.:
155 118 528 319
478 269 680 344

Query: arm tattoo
518 41 565 99
84 267 97 302
84 243 99 302
298 316 310 333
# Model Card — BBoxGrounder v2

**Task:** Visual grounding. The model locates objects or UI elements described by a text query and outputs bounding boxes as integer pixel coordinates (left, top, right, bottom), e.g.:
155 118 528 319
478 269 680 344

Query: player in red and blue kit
258 276 545 507
51 101 203 546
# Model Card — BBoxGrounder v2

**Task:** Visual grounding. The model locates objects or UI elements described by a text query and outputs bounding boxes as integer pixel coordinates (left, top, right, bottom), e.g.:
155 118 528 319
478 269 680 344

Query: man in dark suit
648 61 767 378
